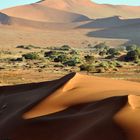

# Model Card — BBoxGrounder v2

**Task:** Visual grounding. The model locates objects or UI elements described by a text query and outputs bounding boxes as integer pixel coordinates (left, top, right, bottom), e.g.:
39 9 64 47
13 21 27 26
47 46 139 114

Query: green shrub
125 48 140 61
94 43 109 51
107 48 120 56
126 44 138 51
63 57 80 66
64 60 77 66
80 64 95 72
99 61 110 69
99 51 107 56
44 51 64 60
17 45 40 50
22 52 40 60
84 55 95 63
54 55 68 63
70 50 78 55
59 45 71 51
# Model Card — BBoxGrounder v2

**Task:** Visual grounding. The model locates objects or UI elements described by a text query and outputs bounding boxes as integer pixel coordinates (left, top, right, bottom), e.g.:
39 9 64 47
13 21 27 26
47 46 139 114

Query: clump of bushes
80 64 96 72
22 52 40 60
44 49 80 67
79 64 105 73
64 57 80 66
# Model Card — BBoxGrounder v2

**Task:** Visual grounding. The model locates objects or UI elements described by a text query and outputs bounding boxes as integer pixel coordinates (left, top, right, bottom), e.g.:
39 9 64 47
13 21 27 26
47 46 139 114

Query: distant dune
1 73 140 140
0 0 140 47
1 3 90 22
39 0 140 19
1 0 140 21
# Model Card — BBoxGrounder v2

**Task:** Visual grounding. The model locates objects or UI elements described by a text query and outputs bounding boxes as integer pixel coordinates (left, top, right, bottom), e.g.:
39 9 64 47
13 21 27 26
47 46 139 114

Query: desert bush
22 52 40 60
80 64 105 73
125 48 140 61
99 61 110 69
10 57 24 62
17 45 40 50
44 51 64 60
94 43 109 51
126 44 138 51
96 67 106 73
80 64 95 72
107 48 120 56
70 50 78 55
105 54 115 59
59 45 71 51
27 45 41 49
63 57 80 66
54 64 64 68
99 50 107 56
54 54 68 63
84 55 95 63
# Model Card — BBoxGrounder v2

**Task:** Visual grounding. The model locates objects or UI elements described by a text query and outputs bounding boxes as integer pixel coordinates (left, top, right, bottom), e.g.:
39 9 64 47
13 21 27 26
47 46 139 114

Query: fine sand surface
1 73 140 140
0 25 128 49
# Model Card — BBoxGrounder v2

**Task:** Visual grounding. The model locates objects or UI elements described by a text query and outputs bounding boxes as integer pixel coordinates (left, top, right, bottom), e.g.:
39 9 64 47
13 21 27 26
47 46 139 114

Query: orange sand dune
39 0 140 19
0 73 140 140
0 0 140 47
1 3 90 22
1 0 140 23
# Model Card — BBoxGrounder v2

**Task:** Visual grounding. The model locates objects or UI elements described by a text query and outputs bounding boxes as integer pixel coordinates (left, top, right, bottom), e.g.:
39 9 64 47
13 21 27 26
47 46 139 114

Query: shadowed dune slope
78 16 140 28
0 12 10 24
0 13 84 30
1 73 140 139
87 22 140 44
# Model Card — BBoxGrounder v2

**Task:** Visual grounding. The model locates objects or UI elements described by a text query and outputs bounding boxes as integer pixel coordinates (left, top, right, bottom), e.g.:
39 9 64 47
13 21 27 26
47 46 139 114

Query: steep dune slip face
1 73 140 139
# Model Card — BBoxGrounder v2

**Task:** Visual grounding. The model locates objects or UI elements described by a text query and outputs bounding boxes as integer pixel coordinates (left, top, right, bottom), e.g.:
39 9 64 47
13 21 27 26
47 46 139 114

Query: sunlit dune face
23 73 140 120
128 95 140 109
115 95 140 140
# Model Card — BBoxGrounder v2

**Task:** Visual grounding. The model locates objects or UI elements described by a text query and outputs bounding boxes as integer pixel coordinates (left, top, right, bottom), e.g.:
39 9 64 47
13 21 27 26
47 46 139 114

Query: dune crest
23 73 140 119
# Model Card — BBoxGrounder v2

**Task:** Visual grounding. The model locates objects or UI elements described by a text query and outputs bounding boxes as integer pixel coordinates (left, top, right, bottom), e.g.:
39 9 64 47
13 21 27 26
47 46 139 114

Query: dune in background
0 0 140 47
2 0 140 20
0 73 140 140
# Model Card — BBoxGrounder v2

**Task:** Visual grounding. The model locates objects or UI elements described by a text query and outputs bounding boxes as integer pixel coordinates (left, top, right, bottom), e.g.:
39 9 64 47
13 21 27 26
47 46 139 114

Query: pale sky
0 0 140 10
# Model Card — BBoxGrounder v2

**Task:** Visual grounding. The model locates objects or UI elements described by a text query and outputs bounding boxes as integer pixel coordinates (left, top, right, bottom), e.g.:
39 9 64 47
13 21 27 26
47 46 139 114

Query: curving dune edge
0 72 140 140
